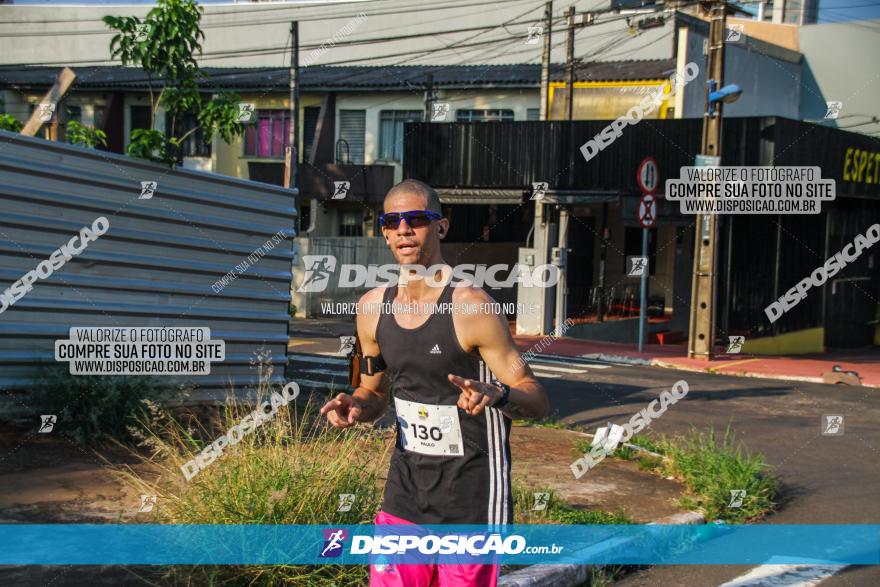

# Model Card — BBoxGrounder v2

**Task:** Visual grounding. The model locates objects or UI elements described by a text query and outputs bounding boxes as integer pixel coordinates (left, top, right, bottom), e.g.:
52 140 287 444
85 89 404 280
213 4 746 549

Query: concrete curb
497 510 705 587
578 352 880 389
650 359 879 388
578 353 654 366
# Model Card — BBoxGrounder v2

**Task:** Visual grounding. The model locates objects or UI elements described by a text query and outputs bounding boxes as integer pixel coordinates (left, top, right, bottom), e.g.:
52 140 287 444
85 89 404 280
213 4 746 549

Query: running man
320 179 549 586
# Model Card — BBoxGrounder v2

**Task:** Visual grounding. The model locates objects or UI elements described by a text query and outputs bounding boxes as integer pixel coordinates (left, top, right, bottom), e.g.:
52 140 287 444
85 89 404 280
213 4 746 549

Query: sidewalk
512 333 880 388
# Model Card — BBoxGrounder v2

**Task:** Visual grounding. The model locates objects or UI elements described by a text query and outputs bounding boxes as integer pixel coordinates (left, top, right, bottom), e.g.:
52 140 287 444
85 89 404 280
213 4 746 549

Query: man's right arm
320 288 389 428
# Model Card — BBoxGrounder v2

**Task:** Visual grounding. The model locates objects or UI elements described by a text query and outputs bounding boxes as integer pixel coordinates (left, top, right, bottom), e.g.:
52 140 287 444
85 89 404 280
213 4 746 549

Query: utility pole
528 1 554 335
20 67 76 138
284 21 300 191
424 73 434 121
687 1 726 360
551 6 578 333
539 1 552 120
565 6 576 121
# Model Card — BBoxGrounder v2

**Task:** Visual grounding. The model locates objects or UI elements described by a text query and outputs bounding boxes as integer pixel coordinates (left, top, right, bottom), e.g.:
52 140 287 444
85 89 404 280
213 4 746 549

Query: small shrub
0 113 23 132
30 364 183 444
67 120 108 149
658 425 778 522
571 427 776 522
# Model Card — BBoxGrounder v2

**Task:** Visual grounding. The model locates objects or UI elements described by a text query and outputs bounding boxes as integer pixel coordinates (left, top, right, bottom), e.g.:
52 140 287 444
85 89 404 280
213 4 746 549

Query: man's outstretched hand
448 373 502 416
320 393 362 428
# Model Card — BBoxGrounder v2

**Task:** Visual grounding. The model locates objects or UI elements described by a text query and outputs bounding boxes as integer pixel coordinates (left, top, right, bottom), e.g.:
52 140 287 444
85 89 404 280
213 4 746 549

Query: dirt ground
0 422 688 586
510 427 685 523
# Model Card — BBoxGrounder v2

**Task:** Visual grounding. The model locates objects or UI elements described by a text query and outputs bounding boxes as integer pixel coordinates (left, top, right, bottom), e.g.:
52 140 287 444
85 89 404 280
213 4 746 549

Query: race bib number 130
394 397 464 457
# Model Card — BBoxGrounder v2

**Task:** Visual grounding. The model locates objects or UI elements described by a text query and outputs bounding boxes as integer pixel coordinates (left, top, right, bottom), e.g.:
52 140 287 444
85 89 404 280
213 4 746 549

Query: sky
5 0 880 24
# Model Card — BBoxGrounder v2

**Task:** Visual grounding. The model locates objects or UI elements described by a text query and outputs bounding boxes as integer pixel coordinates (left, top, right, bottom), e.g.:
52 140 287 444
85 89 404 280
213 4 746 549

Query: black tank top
375 280 513 526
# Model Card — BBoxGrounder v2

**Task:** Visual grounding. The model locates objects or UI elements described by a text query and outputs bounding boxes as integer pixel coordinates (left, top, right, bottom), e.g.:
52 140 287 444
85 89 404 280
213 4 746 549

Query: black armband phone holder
358 354 387 375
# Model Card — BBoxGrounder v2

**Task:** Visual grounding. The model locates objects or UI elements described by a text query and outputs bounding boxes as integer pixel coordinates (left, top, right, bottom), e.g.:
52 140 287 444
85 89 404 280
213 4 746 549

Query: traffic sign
637 156 659 194
638 194 657 228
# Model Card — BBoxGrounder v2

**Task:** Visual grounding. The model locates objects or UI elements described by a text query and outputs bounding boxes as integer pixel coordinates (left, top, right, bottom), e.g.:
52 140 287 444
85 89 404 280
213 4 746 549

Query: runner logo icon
824 101 843 120
139 495 157 513
628 256 648 277
728 489 746 508
320 528 348 558
38 103 56 122
140 181 157 200
337 494 356 512
298 255 338 292
38 415 56 433
822 415 844 435
431 102 450 121
726 336 745 354
531 182 548 201
332 181 350 200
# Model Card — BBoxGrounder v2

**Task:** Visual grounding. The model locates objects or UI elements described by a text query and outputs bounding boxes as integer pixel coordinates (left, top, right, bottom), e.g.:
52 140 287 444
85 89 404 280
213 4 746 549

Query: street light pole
687 1 726 360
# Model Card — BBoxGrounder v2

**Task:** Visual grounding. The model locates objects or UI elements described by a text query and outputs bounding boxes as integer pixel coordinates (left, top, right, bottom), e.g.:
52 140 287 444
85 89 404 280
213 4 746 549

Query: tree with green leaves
67 120 108 149
103 0 245 167
0 114 23 133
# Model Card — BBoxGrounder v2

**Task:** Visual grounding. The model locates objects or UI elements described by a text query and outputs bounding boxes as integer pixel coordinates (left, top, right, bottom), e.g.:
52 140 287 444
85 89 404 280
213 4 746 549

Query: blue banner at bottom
0 524 877 565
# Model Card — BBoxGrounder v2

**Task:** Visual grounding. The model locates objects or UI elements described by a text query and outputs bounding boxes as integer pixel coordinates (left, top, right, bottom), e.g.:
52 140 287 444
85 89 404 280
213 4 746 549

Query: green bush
658 425 778 522
67 120 108 149
30 365 182 444
571 426 776 522
0 113 23 132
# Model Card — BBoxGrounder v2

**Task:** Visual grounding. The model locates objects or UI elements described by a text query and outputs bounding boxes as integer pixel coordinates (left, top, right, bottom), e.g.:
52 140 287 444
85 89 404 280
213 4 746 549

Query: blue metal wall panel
0 130 297 410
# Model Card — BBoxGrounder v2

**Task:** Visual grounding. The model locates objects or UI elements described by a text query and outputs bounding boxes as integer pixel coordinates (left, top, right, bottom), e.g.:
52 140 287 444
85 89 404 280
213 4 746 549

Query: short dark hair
384 179 442 215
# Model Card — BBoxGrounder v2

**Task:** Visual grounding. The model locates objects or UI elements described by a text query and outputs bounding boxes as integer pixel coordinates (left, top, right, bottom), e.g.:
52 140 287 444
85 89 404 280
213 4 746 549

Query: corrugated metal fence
0 131 296 413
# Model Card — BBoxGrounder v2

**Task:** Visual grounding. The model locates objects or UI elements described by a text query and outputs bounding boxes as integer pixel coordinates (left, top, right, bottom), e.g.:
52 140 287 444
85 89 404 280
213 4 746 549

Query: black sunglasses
379 210 442 229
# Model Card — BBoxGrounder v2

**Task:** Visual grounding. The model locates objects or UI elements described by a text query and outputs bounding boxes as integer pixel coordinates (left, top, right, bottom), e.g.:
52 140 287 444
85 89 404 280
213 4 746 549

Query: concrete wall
797 19 880 128
0 2 673 68
680 26 802 119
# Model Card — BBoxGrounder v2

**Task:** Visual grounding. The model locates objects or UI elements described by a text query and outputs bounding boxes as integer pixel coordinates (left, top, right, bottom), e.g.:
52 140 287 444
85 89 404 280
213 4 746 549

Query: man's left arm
448 291 549 420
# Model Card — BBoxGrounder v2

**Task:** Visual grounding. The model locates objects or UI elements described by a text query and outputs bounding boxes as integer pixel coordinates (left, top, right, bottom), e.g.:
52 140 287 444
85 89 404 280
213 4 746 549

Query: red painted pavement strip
512 333 880 387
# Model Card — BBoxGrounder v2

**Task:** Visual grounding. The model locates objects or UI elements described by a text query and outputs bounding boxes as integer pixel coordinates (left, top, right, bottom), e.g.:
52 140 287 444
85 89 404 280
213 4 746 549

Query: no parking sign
638 194 657 228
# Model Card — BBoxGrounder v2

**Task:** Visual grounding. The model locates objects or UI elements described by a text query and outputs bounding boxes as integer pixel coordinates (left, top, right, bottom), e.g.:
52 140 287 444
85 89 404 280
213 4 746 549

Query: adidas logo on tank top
429 344 442 354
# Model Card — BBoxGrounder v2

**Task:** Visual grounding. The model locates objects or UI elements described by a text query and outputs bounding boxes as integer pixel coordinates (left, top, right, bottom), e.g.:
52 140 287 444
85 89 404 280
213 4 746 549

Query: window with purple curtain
244 110 290 158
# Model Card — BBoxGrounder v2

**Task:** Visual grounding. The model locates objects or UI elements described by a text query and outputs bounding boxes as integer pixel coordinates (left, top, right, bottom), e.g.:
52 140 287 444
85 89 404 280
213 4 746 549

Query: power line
0 1 678 86
0 7 554 65
0 0 539 30
2 2 635 68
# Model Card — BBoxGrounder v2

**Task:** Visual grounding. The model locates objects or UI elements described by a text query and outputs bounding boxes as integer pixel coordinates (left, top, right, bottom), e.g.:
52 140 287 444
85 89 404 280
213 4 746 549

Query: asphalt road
530 358 880 587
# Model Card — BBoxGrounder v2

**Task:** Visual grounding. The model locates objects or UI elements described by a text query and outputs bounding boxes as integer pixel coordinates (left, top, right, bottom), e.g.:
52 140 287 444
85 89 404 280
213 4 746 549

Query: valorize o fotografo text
665 166 836 214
